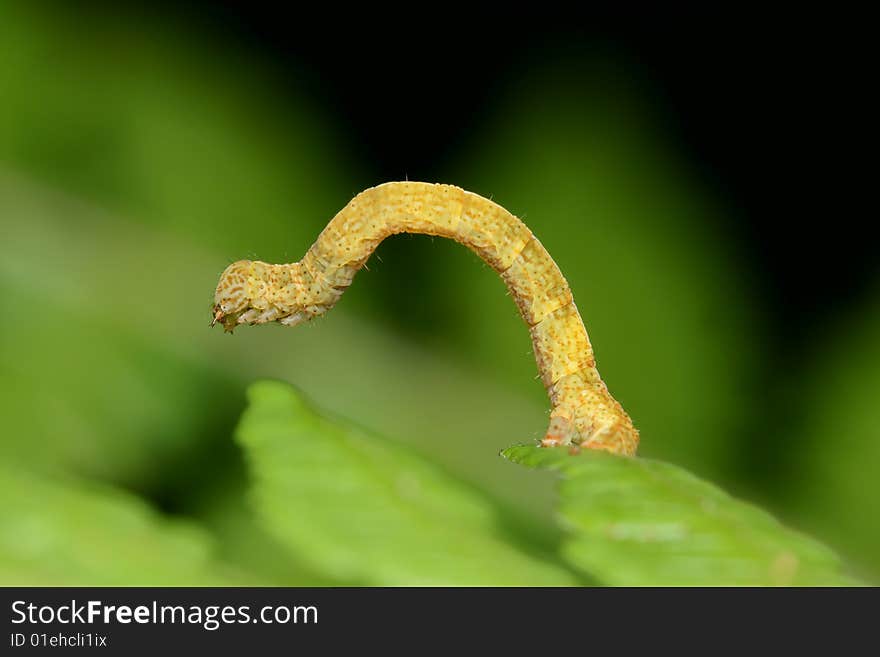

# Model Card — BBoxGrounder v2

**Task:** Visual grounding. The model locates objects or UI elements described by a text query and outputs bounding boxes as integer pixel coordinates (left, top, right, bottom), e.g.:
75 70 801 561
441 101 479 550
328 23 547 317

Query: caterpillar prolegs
212 182 639 456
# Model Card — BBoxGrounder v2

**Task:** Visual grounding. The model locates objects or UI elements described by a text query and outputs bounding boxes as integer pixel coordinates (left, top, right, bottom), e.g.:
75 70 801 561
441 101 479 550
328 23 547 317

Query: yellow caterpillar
212 182 638 455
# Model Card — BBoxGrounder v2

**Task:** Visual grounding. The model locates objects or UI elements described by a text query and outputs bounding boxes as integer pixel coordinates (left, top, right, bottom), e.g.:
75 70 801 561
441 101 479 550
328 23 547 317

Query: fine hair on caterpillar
212 181 639 456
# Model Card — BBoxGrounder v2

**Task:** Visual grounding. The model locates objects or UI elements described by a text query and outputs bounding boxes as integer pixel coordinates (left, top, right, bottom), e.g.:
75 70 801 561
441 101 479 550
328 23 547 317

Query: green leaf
504 445 856 586
0 467 238 586
237 380 578 585
784 292 880 581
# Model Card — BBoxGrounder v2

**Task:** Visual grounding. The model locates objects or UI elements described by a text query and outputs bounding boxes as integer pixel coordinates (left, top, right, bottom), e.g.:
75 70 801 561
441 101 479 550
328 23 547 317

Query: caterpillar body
212 182 639 456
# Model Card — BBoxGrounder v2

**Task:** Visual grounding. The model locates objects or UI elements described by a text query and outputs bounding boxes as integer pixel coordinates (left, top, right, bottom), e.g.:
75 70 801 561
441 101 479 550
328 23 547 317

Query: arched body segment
212 182 639 455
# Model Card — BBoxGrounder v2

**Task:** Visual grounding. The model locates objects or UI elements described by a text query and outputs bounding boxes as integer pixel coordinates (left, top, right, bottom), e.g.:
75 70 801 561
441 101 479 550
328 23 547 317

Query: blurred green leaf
0 1 354 261
237 380 578 585
784 294 880 582
0 177 243 490
504 445 855 585
184 464 338 586
0 466 237 586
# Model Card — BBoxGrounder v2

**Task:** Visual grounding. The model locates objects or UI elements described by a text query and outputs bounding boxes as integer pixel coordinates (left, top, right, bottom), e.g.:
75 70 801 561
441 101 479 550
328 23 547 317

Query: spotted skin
212 181 639 455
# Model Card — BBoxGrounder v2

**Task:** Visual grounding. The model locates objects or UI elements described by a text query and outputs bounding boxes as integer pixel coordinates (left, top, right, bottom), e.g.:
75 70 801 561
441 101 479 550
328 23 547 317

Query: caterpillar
212 182 639 456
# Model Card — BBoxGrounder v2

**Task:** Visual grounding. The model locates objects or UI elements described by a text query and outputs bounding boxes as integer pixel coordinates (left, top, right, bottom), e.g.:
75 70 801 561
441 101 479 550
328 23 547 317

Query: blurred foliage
0 2 354 262
0 1 877 586
0 466 238 586
237 381 577 585
782 291 880 582
505 446 855 586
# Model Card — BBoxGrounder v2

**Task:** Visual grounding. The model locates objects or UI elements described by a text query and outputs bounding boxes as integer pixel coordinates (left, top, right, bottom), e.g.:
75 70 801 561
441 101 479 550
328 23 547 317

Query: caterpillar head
212 260 308 332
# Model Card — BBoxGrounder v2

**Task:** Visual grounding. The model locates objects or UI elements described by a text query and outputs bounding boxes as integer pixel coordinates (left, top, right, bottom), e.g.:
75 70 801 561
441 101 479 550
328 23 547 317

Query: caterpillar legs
541 410 638 456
